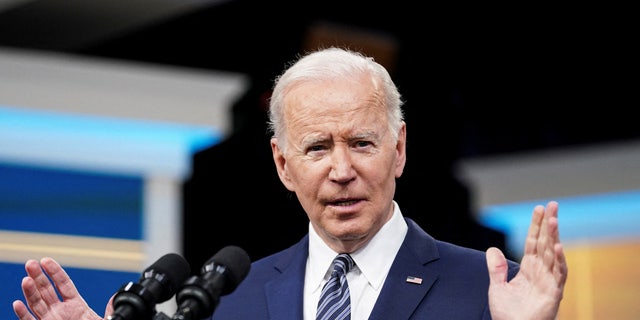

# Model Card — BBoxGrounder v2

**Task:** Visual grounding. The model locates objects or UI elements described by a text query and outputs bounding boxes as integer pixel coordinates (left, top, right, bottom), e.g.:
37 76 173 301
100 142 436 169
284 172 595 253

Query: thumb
486 247 508 285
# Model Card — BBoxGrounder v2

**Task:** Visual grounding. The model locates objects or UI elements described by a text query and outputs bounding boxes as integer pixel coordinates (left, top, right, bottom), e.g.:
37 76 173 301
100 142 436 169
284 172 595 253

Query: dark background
2 1 635 158
1 1 637 268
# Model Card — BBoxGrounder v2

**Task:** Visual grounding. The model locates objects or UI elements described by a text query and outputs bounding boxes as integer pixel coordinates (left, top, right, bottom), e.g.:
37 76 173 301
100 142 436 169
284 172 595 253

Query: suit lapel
369 218 440 320
264 238 309 320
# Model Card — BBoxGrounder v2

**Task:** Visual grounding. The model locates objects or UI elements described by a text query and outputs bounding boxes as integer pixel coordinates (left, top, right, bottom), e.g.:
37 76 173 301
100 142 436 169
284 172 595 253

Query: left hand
486 201 568 320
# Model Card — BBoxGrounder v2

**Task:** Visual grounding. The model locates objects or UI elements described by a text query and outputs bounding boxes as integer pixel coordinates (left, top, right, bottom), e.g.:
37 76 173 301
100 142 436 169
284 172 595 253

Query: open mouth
329 199 359 206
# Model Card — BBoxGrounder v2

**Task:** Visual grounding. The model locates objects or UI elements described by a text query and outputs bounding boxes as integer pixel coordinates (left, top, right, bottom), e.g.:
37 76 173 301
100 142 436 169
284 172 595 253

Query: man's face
270 73 406 253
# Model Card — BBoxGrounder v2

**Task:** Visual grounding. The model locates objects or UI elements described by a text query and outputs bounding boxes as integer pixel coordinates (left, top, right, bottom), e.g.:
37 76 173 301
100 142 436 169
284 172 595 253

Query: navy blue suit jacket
208 217 519 319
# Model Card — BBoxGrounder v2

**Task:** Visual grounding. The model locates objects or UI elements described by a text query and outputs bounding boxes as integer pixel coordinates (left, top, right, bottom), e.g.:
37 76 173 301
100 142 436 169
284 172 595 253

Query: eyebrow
351 130 378 141
300 134 326 147
300 130 379 147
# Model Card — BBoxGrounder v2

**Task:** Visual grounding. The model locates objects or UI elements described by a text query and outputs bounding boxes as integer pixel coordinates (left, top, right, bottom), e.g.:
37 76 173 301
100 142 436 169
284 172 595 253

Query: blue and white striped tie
316 253 355 320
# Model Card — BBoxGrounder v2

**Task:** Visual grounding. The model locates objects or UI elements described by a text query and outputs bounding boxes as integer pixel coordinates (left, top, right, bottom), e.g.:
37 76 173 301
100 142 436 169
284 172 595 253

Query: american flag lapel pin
406 276 423 285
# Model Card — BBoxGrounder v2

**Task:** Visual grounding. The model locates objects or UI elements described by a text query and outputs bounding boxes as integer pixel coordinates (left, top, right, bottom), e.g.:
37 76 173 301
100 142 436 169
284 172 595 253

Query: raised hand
486 201 568 320
12 257 111 320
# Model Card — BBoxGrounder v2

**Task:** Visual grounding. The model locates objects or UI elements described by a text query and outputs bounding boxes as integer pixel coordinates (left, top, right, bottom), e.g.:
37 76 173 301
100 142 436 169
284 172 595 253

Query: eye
354 140 373 148
308 144 327 153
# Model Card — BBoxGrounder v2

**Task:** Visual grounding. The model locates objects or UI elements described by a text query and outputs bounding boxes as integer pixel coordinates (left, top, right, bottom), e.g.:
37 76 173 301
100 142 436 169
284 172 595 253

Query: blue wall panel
0 162 143 239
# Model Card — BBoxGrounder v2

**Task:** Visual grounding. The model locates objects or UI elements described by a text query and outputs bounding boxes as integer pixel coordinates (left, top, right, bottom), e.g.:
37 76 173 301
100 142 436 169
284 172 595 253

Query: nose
328 146 356 183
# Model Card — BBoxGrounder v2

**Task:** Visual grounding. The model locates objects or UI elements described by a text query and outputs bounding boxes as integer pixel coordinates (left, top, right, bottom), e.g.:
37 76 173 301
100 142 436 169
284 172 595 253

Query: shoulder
405 217 519 279
212 236 309 319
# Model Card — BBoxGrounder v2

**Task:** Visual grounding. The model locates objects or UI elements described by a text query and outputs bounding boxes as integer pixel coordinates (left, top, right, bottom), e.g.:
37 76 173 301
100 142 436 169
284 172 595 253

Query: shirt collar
307 201 408 292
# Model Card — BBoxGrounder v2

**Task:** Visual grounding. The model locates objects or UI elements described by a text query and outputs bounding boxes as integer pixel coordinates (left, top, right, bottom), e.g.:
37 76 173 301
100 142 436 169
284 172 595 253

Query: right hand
12 257 113 320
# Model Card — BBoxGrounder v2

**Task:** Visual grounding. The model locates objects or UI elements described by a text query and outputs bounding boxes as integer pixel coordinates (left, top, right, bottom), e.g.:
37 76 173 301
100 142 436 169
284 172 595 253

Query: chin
334 227 368 242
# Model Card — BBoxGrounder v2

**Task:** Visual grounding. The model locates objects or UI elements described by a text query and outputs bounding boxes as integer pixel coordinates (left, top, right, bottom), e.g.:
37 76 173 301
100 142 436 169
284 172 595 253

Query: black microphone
108 253 191 320
171 245 251 320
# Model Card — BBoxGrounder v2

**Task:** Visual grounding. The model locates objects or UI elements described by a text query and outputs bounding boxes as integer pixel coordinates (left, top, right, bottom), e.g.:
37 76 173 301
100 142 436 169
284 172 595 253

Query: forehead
283 76 386 129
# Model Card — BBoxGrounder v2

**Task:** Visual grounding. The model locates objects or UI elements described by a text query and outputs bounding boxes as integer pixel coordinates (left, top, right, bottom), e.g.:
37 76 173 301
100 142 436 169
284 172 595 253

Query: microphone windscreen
204 245 251 294
143 253 191 302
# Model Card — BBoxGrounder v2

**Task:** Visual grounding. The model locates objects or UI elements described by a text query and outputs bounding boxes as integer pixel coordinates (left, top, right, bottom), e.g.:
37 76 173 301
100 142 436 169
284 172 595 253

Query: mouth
327 198 360 207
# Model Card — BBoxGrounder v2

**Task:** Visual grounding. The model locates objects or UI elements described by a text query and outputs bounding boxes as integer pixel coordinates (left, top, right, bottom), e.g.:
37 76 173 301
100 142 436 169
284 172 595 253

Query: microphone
171 245 251 320
108 253 191 320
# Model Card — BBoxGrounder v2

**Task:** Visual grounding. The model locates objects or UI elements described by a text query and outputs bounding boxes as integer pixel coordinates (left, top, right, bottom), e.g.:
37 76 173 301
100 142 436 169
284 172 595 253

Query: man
13 47 567 320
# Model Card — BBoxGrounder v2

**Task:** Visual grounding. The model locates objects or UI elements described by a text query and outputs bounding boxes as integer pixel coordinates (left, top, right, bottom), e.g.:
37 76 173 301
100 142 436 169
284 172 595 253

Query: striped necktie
316 253 355 320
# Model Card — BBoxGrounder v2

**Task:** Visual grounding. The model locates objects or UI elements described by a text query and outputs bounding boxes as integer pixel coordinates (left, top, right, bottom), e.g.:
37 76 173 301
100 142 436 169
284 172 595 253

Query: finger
541 202 561 271
23 259 44 280
20 276 51 318
524 204 545 256
545 201 560 245
12 300 36 320
554 243 568 287
486 247 508 286
536 206 549 256
27 258 63 307
40 257 81 301
538 201 559 256
21 260 52 316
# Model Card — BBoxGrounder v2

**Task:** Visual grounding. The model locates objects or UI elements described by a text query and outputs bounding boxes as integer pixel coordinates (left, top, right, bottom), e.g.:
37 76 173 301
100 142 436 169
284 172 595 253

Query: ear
395 122 407 178
271 138 295 191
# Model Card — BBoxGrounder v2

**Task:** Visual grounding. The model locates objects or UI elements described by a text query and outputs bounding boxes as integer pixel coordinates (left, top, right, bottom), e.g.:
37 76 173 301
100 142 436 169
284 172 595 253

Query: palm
30 299 100 320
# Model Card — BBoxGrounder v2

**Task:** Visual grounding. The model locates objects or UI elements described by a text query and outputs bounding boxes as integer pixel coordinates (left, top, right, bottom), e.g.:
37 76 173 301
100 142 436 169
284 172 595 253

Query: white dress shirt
304 200 408 320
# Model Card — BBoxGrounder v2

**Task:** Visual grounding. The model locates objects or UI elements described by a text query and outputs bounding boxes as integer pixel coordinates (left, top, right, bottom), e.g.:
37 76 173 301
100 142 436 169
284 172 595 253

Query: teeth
336 200 356 206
